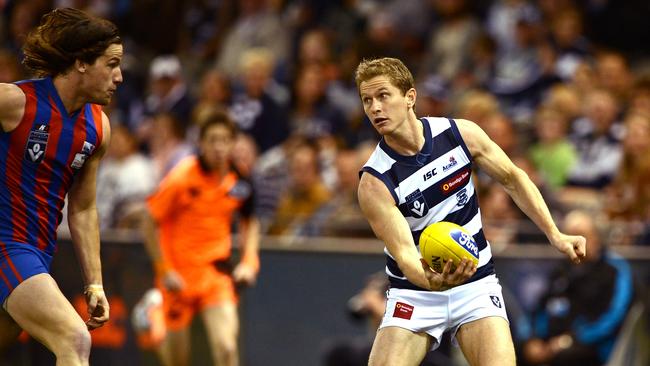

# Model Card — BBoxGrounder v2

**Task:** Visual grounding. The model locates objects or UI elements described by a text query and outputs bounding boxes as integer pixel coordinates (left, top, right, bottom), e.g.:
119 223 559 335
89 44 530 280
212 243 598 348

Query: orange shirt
147 156 253 269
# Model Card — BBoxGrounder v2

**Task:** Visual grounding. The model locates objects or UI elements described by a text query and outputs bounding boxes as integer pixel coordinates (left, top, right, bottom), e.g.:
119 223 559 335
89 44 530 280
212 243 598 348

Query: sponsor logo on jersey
441 168 470 194
25 124 49 164
393 302 414 320
405 189 429 218
450 229 479 258
422 167 437 181
70 140 96 169
442 155 458 171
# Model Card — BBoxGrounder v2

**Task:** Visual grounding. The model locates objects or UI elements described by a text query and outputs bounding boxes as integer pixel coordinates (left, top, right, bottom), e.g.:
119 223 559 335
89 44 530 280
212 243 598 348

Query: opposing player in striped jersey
0 8 122 365
355 58 586 366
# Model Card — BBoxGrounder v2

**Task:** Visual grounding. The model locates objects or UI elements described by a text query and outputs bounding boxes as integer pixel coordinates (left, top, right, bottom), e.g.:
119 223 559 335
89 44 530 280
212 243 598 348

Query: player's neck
52 75 85 116
384 114 424 156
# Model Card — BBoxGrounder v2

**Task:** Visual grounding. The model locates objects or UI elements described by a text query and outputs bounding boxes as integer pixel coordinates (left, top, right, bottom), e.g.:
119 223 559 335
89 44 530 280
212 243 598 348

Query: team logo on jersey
70 140 96 169
490 295 502 308
24 124 49 164
405 189 429 218
456 188 468 206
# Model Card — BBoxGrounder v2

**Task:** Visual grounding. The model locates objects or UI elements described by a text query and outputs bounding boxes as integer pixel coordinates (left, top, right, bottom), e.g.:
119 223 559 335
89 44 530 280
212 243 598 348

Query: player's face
200 124 234 170
81 43 123 105
359 76 413 136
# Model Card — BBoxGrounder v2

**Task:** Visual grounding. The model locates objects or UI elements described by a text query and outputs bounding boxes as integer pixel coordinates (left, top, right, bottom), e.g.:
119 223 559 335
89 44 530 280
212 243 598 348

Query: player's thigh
201 302 239 344
0 307 22 351
368 326 432 366
456 316 515 366
5 273 88 351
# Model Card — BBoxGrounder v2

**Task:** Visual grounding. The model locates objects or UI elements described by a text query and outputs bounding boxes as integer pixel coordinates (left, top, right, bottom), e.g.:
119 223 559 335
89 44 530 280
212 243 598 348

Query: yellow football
419 221 480 272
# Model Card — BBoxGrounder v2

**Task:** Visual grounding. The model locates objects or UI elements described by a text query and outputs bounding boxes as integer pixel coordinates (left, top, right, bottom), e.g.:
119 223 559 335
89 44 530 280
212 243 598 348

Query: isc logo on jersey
450 229 479 258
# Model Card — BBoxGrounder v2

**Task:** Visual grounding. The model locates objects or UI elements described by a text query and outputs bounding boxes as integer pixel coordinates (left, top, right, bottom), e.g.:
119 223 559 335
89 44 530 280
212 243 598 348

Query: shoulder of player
0 83 26 131
453 118 490 156
358 172 395 210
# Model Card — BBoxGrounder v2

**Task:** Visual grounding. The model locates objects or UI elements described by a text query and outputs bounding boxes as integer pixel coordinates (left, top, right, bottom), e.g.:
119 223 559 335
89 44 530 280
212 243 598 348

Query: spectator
96 125 157 230
566 88 623 189
192 68 232 131
229 48 290 153
289 62 347 147
148 113 195 179
595 50 634 107
315 148 373 238
416 74 451 118
0 48 23 82
604 111 650 245
528 107 577 189
419 0 481 81
144 55 194 125
267 142 331 236
522 210 636 366
548 7 591 81
216 0 289 79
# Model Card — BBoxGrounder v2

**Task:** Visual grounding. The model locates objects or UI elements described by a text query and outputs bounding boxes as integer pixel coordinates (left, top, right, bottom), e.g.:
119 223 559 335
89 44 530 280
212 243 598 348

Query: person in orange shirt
142 112 260 366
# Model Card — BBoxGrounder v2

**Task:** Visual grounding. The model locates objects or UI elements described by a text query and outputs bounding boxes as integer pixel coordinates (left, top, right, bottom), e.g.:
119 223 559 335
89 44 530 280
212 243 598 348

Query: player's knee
55 321 91 360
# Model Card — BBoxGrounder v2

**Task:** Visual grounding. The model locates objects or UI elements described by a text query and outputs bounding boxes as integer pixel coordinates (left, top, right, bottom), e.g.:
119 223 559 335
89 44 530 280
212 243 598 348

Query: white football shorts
379 274 509 350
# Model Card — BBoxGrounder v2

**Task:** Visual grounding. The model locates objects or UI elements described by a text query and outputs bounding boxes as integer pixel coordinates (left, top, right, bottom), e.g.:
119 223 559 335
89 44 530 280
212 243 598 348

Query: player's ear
75 60 87 74
406 88 416 108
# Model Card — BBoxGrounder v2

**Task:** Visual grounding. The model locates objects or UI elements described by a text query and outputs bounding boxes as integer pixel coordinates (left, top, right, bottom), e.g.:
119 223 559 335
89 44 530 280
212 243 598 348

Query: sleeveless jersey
0 77 104 255
361 117 495 290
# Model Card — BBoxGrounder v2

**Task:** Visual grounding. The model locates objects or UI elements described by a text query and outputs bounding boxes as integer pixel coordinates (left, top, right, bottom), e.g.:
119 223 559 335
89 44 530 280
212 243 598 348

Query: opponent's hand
550 233 586 264
161 270 185 292
84 284 110 330
233 263 258 287
420 258 477 291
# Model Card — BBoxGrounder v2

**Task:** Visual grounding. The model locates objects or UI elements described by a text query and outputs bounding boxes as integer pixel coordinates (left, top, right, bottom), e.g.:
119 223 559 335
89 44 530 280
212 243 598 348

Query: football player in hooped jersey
0 8 121 365
355 58 586 366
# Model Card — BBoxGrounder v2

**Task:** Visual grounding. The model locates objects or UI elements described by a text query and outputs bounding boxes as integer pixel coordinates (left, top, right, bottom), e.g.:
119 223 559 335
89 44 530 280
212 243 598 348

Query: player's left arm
232 179 260 286
455 118 586 263
232 216 260 286
67 111 111 329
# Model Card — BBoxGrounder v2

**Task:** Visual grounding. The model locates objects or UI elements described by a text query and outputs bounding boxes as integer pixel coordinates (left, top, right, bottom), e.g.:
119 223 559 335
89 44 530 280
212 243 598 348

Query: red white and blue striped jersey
0 77 104 255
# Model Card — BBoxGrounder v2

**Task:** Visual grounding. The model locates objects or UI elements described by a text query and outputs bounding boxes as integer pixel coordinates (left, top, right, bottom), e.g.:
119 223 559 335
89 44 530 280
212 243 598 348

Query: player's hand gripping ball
419 221 479 272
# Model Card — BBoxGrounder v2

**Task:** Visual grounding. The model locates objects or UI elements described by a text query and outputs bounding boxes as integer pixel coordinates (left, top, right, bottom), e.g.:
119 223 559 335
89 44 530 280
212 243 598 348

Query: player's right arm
0 83 26 132
358 172 476 291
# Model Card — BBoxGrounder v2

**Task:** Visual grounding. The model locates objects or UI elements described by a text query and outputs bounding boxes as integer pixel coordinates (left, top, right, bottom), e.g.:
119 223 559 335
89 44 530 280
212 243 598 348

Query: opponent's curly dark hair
22 8 121 77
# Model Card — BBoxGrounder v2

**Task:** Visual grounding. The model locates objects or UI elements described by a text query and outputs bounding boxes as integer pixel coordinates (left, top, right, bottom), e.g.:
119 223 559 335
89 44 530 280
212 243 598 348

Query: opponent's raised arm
358 173 475 291
456 118 586 263
67 111 112 329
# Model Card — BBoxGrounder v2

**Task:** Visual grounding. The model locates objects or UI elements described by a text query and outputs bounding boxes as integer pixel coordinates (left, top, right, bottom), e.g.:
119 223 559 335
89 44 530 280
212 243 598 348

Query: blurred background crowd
1 0 649 246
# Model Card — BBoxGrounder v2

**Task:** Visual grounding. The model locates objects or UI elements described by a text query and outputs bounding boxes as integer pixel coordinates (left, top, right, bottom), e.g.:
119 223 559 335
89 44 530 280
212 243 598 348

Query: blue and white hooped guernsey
361 117 495 291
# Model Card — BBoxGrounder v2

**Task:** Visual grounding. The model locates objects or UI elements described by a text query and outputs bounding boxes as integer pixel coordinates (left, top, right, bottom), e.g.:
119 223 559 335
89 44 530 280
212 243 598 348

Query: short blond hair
355 57 414 96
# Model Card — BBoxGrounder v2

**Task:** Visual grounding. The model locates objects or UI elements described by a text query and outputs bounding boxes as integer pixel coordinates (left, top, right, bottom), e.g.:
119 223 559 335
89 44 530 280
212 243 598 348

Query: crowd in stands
2 0 649 246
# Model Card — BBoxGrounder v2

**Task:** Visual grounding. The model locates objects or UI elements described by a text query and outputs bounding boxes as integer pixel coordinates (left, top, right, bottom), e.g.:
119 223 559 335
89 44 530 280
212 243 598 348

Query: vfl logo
490 295 502 308
70 141 96 169
456 188 468 206
25 124 49 164
405 189 429 218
